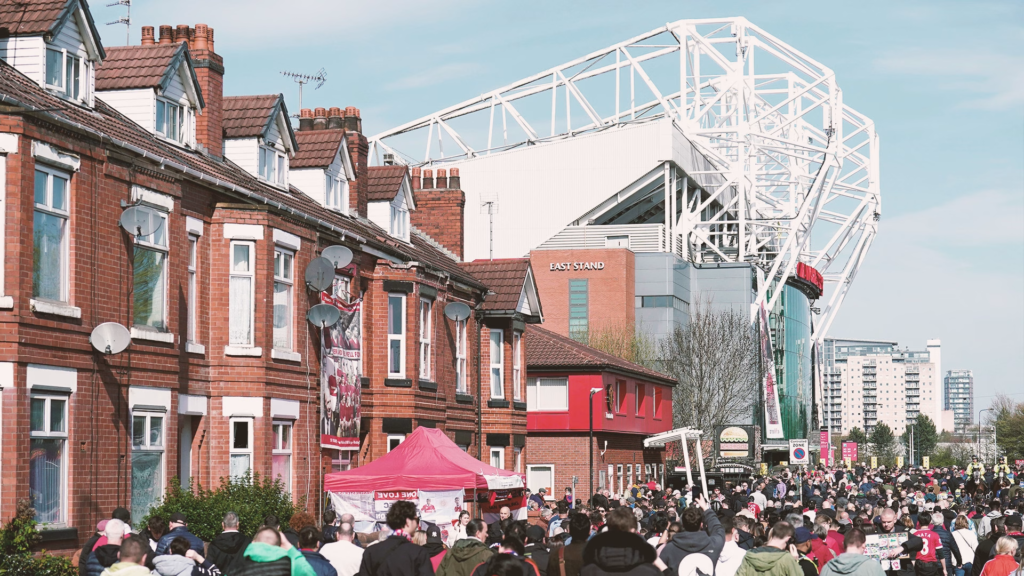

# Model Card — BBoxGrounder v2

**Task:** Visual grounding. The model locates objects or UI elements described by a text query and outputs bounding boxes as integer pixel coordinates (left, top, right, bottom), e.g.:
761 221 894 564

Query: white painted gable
515 266 542 320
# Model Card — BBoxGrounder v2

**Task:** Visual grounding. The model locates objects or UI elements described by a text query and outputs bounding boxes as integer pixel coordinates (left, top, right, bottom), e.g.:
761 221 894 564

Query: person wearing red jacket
977 537 1020 576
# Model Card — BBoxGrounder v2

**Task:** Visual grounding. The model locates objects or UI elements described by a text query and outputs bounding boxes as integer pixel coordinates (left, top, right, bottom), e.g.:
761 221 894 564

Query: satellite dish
90 322 131 354
321 245 353 269
304 257 335 292
444 302 471 322
307 303 341 327
119 205 158 237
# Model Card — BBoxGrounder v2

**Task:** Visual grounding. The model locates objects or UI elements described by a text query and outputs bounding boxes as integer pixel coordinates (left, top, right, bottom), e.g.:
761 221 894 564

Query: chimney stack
158 25 173 44
435 168 448 189
299 108 314 131
186 23 224 157
411 167 466 259
343 107 362 133
313 107 328 130
141 26 155 46
328 107 344 130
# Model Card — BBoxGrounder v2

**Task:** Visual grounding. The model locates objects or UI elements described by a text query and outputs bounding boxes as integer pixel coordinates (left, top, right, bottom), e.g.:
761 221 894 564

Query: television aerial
444 302 471 322
119 205 158 237
307 303 341 328
304 256 335 292
90 322 132 355
321 245 353 269
281 68 326 112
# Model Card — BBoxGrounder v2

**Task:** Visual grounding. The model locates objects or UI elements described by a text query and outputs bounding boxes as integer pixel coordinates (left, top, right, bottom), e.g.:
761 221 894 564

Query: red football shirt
913 528 943 563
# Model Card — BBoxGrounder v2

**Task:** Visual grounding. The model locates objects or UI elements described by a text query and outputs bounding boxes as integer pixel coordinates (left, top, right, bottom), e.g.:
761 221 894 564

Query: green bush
0 500 75 576
142 472 303 541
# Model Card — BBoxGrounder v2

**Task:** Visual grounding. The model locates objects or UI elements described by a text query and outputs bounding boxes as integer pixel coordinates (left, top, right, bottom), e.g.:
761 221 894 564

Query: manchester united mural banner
321 292 361 449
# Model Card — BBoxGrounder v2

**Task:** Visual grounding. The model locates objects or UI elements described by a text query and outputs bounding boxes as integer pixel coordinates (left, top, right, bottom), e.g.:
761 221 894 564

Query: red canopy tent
324 427 524 492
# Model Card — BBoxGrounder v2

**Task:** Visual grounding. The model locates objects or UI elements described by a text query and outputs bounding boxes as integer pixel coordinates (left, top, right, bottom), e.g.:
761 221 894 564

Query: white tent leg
695 432 708 499
680 431 694 495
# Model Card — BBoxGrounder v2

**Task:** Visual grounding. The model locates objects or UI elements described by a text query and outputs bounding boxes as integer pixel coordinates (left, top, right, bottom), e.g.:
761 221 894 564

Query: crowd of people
75 457 1024 576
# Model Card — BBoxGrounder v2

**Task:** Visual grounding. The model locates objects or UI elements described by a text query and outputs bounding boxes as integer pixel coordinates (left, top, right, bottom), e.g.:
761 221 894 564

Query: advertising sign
374 490 419 521
320 292 362 450
871 456 878 469
716 425 755 459
864 533 910 571
760 463 768 476
922 456 930 468
897 456 904 468
1016 460 1024 467
842 441 859 463
418 489 465 542
844 457 852 468
759 304 785 439
329 491 375 523
789 439 809 464
819 429 831 467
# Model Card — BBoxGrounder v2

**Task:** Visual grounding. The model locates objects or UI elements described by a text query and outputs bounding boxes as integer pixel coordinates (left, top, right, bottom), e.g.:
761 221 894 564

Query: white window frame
259 145 287 186
513 332 522 401
419 298 433 380
272 421 293 494
132 205 169 332
130 409 166 520
387 434 405 453
526 464 555 497
526 377 569 412
229 241 256 347
332 274 351 303
155 98 186 143
490 447 505 470
272 247 294 352
635 383 645 416
325 174 349 214
229 417 254 481
29 393 69 526
45 46 86 102
455 319 468 394
32 165 70 303
187 235 198 342
389 203 408 240
387 293 406 377
489 329 504 399
514 447 522 474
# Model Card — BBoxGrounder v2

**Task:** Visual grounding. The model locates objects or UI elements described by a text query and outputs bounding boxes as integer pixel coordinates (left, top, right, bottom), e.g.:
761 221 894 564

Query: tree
660 298 760 436
902 414 939 463
870 422 898 467
992 395 1024 461
846 427 869 446
571 322 659 371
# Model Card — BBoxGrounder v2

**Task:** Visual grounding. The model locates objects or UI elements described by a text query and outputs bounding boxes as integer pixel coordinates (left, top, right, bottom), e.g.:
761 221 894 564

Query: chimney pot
141 26 155 46
328 106 344 129
158 25 173 44
422 169 434 189
314 107 327 117
411 167 422 191
193 24 209 50
207 27 215 51
436 168 448 189
299 108 314 131
343 107 362 133
175 24 190 47
313 107 328 130
449 167 461 189
300 108 314 118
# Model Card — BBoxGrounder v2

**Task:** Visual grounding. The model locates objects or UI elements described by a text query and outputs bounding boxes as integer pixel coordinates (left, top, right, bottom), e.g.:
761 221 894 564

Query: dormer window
325 175 349 213
259 145 287 186
390 204 409 240
156 99 185 142
45 48 85 102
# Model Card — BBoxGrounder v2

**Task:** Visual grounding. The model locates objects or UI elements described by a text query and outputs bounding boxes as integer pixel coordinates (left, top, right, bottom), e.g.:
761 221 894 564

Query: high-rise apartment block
823 338 950 435
944 370 974 434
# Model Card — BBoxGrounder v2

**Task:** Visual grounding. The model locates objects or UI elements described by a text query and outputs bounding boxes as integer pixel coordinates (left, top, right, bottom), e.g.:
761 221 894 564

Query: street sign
789 439 809 464
897 456 904 468
871 456 878 468
922 456 930 468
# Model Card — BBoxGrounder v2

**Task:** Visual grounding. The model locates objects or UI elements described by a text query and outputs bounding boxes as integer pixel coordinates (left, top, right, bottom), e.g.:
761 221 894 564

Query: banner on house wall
320 293 362 450
759 304 785 439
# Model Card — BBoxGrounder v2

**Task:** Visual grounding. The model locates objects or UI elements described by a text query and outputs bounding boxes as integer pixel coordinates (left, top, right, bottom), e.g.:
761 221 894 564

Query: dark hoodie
580 531 660 576
207 530 252 574
658 509 725 574
84 543 122 576
736 530 755 551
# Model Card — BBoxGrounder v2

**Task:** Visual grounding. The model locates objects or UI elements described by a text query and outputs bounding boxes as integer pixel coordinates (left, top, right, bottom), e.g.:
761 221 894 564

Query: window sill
384 378 412 388
455 393 474 404
271 349 301 362
38 527 78 542
131 327 175 344
30 299 81 318
0 295 12 309
360 377 370 388
186 342 205 355
513 401 527 411
418 380 438 391
488 399 510 408
225 346 262 357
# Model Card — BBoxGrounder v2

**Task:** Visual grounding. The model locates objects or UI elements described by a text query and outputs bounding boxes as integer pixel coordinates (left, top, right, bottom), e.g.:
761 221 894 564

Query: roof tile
0 0 66 36
292 129 345 169
458 259 531 311
526 325 676 385
95 44 181 91
366 165 407 201
222 94 280 139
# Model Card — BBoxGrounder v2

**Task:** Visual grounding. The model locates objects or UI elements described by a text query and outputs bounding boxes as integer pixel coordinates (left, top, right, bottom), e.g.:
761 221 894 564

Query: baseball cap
794 527 814 544
169 512 188 524
97 519 108 532
526 525 546 542
426 525 444 543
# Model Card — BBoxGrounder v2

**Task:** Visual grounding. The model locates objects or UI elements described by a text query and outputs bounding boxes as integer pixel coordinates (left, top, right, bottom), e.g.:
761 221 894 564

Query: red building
0 1 524 552
523 326 675 501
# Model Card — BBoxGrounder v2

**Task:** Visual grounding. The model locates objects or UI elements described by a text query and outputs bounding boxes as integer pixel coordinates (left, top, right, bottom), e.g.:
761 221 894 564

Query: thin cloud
385 63 483 91
875 46 1024 110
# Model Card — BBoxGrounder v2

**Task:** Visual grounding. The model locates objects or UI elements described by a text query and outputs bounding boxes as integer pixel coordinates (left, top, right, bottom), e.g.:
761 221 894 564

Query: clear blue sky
93 0 1024 409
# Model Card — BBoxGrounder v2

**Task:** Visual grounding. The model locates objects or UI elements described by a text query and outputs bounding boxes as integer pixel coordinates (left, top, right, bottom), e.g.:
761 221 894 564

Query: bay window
131 410 164 523
455 319 468 394
32 167 69 302
133 205 168 331
419 298 432 380
30 394 67 525
388 294 405 377
229 418 253 481
272 422 292 494
512 332 522 401
229 242 255 346
273 248 294 351
489 329 504 399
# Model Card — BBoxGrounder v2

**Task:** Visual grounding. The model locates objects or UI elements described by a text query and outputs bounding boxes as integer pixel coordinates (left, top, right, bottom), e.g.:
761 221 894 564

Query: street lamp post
978 408 993 463
589 387 602 504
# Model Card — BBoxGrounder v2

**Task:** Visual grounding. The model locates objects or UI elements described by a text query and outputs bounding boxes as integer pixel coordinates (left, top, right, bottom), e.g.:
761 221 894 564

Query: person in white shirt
717 518 747 576
319 521 364 576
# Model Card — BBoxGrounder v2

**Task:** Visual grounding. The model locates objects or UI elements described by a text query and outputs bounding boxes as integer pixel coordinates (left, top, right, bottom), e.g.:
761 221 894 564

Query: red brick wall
190 48 224 158
529 249 635 339
410 188 465 260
